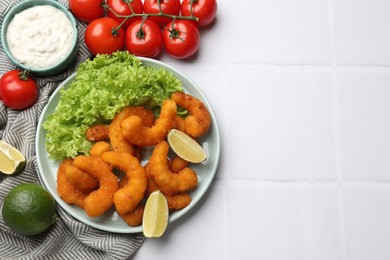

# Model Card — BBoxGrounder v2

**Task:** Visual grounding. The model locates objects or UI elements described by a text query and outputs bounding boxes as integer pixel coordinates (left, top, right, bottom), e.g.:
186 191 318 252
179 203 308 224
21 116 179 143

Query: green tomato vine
102 0 199 35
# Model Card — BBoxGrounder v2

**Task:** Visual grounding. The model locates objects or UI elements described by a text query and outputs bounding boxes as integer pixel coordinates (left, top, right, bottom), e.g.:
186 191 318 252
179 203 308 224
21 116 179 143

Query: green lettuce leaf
42 51 183 161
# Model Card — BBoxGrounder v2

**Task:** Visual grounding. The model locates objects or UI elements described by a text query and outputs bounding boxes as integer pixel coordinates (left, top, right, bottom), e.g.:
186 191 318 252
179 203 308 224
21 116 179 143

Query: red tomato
144 0 181 26
85 17 125 55
125 20 163 58
69 0 104 23
106 0 144 29
0 70 39 110
163 20 200 59
181 0 217 27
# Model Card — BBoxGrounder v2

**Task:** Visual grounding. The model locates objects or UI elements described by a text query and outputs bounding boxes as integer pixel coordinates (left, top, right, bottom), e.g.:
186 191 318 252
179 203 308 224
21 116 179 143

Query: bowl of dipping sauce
1 0 78 77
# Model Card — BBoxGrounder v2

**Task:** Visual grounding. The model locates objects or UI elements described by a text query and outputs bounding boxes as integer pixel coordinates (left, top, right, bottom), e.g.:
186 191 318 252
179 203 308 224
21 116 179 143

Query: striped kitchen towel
0 0 144 259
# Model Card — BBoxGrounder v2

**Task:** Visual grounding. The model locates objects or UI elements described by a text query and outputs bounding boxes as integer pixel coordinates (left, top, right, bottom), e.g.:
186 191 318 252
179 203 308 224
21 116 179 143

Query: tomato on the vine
163 20 200 59
69 0 104 23
125 20 163 58
106 0 144 29
181 0 217 27
0 70 39 110
144 0 181 26
85 17 125 55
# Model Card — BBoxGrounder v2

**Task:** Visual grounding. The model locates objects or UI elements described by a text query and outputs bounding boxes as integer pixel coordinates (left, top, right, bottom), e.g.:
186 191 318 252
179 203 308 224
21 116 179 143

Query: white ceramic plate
35 57 220 233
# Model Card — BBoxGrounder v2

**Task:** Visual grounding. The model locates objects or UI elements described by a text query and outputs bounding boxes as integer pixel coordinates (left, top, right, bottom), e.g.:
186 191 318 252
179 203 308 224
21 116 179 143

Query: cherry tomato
69 0 104 23
163 20 200 59
85 17 125 55
125 20 163 58
106 0 144 29
181 0 217 27
0 70 39 110
144 0 181 26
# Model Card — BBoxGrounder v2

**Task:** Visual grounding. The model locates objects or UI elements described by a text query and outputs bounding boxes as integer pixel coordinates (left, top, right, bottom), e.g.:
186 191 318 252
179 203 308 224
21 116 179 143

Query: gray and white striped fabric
0 0 144 259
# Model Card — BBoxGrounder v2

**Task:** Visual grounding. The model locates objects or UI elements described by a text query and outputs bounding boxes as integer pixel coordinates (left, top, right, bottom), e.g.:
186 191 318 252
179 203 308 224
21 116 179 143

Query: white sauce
6 5 74 69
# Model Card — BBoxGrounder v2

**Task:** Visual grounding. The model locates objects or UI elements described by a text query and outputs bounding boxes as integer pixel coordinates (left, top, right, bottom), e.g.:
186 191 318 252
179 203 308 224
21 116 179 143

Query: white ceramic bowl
1 0 78 77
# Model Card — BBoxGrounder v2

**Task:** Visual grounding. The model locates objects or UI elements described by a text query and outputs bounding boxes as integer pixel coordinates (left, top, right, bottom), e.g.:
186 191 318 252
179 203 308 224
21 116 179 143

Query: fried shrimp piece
119 204 145 227
169 155 189 173
174 115 187 133
121 99 177 147
149 141 198 196
89 141 112 157
72 155 119 217
118 175 129 188
57 159 87 209
109 106 155 155
101 151 147 215
166 193 191 210
145 162 192 210
167 156 191 210
144 163 159 196
85 124 109 142
171 92 211 138
133 146 144 162
65 164 99 193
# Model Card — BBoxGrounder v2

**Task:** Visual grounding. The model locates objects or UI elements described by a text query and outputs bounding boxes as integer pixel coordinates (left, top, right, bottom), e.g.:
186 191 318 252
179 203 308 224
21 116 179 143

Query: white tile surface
132 0 390 259
337 70 390 181
333 0 390 65
224 0 332 64
343 184 390 260
227 182 342 260
225 66 337 180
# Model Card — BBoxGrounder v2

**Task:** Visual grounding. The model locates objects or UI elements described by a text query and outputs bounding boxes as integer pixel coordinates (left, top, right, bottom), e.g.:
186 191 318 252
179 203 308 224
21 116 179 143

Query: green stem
157 0 163 13
136 19 147 39
165 21 186 43
189 0 196 17
18 70 30 81
103 3 199 34
125 0 136 15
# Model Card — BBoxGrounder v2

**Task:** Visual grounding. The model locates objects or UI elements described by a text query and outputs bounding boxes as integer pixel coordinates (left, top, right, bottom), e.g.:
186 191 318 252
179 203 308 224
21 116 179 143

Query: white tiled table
133 0 390 259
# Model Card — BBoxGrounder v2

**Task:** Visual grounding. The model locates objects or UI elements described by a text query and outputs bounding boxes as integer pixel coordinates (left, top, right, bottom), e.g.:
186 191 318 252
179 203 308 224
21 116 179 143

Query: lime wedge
143 190 169 238
167 129 207 163
0 141 26 175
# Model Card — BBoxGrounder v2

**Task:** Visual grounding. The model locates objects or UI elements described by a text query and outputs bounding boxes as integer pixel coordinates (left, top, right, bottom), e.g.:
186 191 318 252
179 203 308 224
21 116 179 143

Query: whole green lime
2 183 57 235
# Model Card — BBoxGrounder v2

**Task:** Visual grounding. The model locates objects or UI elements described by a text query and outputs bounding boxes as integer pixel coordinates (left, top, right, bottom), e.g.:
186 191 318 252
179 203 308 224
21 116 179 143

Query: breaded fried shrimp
171 92 211 138
109 106 155 155
118 175 128 188
57 159 87 209
144 163 159 196
133 146 144 162
166 193 191 210
121 99 177 146
89 141 112 157
169 155 189 173
119 204 144 227
145 162 192 210
149 141 198 196
65 164 99 193
72 155 119 217
102 151 147 215
85 124 109 142
174 115 186 133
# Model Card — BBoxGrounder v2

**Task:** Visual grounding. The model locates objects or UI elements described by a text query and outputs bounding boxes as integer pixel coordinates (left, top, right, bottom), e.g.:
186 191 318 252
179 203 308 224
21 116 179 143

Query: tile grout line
224 63 390 71
332 57 348 260
225 178 390 185
329 0 347 258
